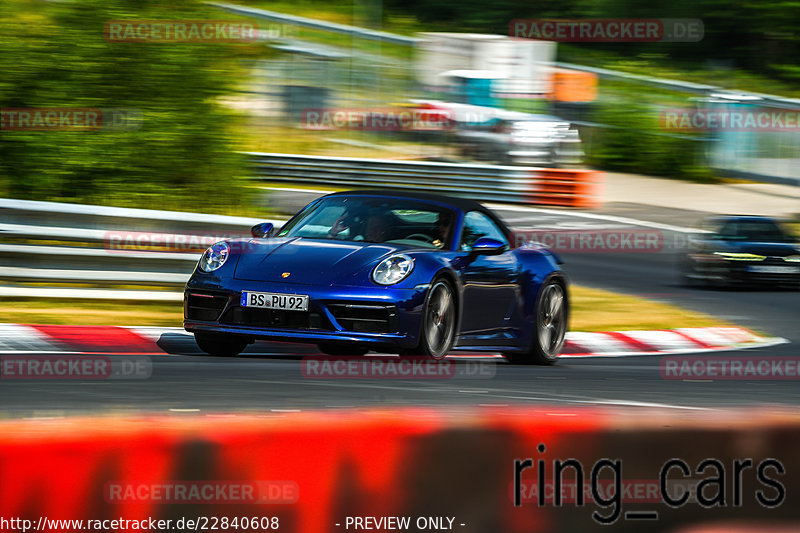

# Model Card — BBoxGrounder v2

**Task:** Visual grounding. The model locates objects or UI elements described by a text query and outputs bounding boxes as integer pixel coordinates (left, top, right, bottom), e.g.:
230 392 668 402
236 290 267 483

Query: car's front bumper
689 256 800 285
731 263 800 285
183 276 429 349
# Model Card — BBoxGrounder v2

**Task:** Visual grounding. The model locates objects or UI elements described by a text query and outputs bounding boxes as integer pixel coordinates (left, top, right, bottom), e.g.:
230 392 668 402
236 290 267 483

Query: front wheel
506 278 567 365
679 257 705 288
194 331 250 357
409 279 456 359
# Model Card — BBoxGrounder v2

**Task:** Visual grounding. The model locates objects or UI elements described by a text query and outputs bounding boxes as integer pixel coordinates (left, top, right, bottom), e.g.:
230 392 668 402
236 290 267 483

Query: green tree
0 0 255 211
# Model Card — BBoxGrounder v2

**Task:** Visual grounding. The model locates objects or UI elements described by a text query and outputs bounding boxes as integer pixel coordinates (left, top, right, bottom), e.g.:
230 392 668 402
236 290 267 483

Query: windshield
276 196 456 249
716 219 795 242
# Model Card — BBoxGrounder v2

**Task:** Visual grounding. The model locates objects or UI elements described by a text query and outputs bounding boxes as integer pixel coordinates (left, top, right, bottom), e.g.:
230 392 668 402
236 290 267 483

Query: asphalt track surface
1 202 798 417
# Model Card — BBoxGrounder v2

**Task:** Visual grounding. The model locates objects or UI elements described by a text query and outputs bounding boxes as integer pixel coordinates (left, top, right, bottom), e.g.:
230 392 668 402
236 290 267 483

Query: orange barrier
0 408 797 533
549 69 598 103
531 169 604 209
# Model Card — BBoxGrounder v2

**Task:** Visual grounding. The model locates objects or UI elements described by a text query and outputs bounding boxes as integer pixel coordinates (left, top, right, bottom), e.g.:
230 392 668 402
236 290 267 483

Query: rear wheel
409 279 456 359
506 278 567 365
194 331 250 357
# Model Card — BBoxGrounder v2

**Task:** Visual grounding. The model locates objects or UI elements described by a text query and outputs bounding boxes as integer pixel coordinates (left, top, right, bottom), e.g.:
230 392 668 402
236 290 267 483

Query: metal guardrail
248 152 546 204
0 198 266 232
0 199 284 299
0 153 600 299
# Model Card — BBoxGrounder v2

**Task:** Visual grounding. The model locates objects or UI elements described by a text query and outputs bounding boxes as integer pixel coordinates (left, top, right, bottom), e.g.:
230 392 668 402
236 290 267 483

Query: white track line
486 203 710 234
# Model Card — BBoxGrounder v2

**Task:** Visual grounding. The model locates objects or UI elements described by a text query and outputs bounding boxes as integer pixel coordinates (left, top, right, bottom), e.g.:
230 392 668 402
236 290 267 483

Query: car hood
233 237 406 284
718 241 800 258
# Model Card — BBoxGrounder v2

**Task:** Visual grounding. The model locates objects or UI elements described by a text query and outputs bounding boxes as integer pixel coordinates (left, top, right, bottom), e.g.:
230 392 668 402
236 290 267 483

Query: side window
460 211 508 251
717 221 739 240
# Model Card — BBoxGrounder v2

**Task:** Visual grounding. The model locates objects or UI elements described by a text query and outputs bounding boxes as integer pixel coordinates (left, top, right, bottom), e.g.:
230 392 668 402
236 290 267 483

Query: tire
506 277 567 365
318 343 368 356
409 278 456 359
194 331 250 357
681 268 704 288
678 256 698 287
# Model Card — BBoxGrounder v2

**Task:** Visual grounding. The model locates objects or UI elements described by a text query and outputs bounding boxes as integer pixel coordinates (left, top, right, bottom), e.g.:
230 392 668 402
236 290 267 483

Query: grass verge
1 286 729 332
569 286 727 332
0 299 182 327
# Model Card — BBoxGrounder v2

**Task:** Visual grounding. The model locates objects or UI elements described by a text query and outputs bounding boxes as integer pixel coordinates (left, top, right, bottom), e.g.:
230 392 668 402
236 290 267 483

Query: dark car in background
681 215 800 288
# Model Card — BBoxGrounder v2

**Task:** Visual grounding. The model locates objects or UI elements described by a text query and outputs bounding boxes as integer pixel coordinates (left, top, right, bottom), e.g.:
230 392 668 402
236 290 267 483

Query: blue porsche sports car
184 190 568 364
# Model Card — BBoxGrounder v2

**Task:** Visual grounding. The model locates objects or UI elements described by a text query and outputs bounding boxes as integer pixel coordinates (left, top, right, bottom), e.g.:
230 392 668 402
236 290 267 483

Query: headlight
712 252 766 261
199 242 230 272
785 255 800 263
372 254 414 285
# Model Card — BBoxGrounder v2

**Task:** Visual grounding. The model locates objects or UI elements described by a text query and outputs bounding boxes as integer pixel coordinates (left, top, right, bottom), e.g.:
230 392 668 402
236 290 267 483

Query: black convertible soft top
323 189 512 237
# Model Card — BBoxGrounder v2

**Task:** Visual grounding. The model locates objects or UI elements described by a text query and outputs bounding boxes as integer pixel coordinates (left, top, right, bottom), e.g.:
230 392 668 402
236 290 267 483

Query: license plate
746 265 800 274
241 291 309 311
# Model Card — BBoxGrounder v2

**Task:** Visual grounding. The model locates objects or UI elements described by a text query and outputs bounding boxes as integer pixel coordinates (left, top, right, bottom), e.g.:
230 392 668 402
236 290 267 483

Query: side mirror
250 222 274 238
471 237 507 255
